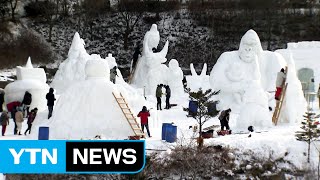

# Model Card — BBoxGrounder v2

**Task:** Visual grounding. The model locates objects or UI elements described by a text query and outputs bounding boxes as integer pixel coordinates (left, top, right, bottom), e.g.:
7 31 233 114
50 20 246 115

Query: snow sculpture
280 55 307 124
105 53 117 69
131 24 169 95
168 59 184 98
4 57 49 111
51 32 90 94
210 30 271 129
43 59 135 139
186 63 210 92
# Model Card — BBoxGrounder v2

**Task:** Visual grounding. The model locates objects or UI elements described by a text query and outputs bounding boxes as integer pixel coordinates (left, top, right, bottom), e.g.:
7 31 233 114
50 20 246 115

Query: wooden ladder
112 92 145 137
272 67 289 126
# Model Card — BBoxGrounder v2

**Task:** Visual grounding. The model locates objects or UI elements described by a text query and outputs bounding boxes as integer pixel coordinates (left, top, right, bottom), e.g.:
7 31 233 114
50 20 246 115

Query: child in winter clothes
24 109 36 135
1 111 9 136
137 106 151 137
15 107 24 135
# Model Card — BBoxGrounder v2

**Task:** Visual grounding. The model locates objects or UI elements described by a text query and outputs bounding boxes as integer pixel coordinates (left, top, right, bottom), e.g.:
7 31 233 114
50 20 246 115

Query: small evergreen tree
296 111 320 163
184 88 220 148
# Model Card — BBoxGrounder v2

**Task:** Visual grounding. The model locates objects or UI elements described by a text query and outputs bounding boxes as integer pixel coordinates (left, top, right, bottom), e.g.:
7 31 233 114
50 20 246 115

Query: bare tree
8 0 17 22
116 0 145 50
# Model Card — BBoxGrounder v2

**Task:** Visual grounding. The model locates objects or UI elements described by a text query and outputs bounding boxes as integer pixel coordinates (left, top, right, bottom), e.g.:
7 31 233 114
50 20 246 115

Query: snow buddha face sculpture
238 30 263 63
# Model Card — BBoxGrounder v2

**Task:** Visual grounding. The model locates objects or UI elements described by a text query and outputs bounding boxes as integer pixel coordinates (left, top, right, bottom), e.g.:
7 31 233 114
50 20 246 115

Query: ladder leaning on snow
272 67 289 125
112 92 145 138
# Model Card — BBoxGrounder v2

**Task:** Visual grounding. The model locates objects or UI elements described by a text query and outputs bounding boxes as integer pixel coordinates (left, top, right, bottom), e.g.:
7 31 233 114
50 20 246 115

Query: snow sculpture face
85 59 109 79
238 30 262 63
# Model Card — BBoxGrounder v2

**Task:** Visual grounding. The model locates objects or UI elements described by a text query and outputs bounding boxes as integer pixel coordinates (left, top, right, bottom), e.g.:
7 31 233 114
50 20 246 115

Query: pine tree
296 111 320 163
184 88 220 148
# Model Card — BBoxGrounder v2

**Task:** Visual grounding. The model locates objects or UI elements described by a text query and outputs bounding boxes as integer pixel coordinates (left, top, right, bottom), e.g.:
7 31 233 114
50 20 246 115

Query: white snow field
1 27 320 177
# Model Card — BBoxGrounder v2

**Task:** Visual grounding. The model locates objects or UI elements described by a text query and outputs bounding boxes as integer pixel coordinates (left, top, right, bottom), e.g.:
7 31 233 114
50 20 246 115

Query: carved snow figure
210 30 271 130
131 24 169 95
51 32 90 94
280 55 307 124
186 63 211 92
168 59 184 98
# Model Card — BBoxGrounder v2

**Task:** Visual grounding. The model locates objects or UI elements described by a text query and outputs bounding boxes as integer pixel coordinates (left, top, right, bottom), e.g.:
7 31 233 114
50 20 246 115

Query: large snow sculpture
42 59 135 139
280 55 307 124
186 63 211 92
4 57 49 111
210 30 271 129
131 24 169 95
167 59 184 98
51 32 90 94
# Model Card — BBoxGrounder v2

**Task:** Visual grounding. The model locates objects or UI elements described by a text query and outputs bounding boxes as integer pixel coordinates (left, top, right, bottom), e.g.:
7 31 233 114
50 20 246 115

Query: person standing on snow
156 84 163 110
110 66 118 84
0 110 9 136
219 108 231 131
11 105 18 135
165 85 171 109
0 88 4 112
22 91 32 115
24 109 36 135
15 107 24 135
275 68 286 100
132 44 141 72
46 88 56 119
137 106 151 138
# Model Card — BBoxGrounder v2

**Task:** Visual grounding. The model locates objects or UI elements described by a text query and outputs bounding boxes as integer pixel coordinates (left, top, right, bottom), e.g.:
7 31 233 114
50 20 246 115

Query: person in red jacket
137 106 151 137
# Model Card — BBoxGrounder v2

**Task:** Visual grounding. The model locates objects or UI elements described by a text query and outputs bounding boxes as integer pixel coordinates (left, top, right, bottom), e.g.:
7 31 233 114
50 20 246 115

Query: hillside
1 1 320 77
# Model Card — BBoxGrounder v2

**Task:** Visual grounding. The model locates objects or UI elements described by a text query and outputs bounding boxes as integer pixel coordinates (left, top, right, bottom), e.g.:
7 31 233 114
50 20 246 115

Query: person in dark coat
132 45 141 72
11 105 18 135
46 88 56 119
156 84 163 110
137 106 151 137
0 88 4 112
110 66 118 84
182 76 187 89
1 110 9 136
24 109 36 135
165 85 171 109
22 91 32 115
218 108 231 131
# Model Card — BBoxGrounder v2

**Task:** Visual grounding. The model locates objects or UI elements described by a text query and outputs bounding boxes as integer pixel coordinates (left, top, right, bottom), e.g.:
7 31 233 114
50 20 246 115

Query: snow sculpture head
169 59 179 70
238 30 263 63
142 24 169 68
68 32 86 59
85 59 109 79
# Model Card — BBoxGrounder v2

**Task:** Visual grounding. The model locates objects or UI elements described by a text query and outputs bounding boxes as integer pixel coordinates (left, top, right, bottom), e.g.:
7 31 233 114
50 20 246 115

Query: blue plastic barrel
38 127 49 140
166 125 177 143
162 123 171 140
189 101 198 115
